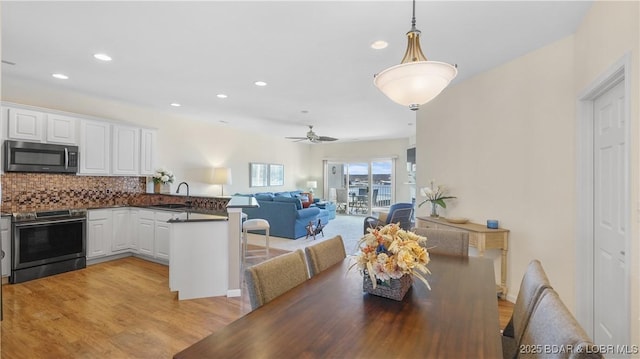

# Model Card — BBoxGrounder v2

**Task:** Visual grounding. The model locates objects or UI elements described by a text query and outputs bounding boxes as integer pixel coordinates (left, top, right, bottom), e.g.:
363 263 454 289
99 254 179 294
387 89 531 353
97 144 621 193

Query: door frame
576 52 631 342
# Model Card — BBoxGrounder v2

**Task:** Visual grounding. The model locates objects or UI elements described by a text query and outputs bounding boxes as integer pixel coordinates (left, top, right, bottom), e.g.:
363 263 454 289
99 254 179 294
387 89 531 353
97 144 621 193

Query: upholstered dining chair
244 249 309 310
411 227 469 257
305 235 347 277
518 289 603 359
501 259 552 359
363 202 414 234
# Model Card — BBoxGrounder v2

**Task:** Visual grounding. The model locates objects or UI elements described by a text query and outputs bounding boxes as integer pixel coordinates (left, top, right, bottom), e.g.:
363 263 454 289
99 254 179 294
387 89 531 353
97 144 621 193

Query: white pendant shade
374 61 457 110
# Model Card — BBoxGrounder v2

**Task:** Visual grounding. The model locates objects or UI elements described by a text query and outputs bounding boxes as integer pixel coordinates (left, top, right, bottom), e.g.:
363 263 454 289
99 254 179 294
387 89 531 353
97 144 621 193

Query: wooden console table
416 216 509 299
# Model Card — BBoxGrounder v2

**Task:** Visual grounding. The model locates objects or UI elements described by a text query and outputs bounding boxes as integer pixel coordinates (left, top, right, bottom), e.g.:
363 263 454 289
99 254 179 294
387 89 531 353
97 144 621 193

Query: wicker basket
363 272 412 301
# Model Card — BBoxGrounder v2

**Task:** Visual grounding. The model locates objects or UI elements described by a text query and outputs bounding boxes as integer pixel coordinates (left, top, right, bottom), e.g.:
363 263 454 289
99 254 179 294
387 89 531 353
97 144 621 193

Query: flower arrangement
352 223 431 290
152 168 175 184
418 180 456 217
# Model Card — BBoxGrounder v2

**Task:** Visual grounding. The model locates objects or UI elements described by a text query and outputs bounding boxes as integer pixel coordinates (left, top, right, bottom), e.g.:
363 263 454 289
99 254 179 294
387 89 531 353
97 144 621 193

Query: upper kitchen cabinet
4 107 77 145
6 107 44 142
112 125 140 175
46 114 78 145
3 103 157 176
79 119 111 175
140 128 157 176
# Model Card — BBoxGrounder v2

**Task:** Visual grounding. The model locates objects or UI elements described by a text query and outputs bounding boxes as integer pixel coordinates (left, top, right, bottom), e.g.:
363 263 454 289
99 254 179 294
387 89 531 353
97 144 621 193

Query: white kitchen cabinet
112 125 140 175
140 128 156 176
7 107 44 141
137 209 155 257
111 208 131 252
154 211 172 262
129 209 139 252
79 120 111 175
1 217 11 277
46 114 78 145
87 209 112 259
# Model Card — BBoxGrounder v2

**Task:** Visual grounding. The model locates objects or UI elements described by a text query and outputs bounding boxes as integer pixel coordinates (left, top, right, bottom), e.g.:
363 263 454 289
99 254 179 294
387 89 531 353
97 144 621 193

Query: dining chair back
519 289 603 359
305 235 347 277
244 249 309 310
412 227 469 257
501 259 552 358
364 202 414 234
388 207 414 231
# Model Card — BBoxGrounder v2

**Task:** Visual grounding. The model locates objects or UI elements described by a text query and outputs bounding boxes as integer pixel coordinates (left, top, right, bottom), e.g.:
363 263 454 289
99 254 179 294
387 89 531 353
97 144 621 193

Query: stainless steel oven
11 209 86 283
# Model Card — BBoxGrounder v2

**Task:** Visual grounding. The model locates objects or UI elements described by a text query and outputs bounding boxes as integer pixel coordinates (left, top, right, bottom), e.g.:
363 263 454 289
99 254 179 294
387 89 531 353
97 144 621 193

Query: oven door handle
13 217 85 228
65 148 69 169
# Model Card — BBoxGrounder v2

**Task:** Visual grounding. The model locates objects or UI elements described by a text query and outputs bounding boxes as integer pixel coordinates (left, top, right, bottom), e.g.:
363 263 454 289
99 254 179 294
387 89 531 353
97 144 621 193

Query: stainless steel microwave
4 140 79 173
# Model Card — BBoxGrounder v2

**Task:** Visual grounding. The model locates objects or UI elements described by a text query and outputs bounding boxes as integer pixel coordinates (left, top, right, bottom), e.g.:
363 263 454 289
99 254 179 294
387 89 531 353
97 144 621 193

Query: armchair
363 202 414 234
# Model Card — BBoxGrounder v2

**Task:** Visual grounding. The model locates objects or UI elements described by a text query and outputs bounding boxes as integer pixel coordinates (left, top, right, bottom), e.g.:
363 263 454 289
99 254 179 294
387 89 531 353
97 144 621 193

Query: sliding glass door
325 159 394 216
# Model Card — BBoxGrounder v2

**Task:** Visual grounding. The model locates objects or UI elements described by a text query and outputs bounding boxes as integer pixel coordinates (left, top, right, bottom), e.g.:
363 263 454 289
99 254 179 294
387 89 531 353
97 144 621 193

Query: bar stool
242 218 270 262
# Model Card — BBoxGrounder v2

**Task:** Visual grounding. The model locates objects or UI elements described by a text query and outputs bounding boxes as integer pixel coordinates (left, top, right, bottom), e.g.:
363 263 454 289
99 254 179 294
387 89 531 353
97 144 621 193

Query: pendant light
374 0 457 111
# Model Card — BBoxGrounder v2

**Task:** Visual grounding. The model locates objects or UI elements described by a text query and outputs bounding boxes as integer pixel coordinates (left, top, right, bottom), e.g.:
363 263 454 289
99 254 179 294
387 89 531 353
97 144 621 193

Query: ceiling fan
286 125 338 143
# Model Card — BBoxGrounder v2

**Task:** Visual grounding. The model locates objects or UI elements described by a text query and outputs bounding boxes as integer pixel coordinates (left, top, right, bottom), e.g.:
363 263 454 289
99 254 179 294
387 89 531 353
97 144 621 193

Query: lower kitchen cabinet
86 207 185 265
87 209 112 259
1 217 11 277
154 211 172 262
112 208 131 252
137 209 155 257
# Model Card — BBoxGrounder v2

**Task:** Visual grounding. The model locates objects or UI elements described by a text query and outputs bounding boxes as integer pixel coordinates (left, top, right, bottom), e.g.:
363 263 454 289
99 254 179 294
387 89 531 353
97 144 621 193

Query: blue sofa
239 191 331 239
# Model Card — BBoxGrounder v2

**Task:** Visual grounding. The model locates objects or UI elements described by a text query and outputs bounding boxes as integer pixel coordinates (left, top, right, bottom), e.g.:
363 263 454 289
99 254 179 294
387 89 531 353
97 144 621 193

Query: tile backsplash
0 173 231 214
1 173 145 213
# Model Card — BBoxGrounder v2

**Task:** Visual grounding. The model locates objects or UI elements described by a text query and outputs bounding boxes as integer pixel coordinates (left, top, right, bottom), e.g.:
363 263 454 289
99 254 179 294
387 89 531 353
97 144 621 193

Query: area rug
246 214 367 255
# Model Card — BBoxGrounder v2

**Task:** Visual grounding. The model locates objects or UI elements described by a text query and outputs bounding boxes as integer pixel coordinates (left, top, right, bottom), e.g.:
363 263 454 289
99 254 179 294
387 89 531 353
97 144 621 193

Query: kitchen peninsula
168 212 229 300
168 196 258 300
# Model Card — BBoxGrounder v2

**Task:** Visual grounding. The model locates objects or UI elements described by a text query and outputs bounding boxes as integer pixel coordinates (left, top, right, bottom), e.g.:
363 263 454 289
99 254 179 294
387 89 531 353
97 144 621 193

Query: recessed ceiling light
216 94 228 99
370 40 388 50
93 53 112 61
52 73 69 80
220 120 229 124
254 81 267 87
301 110 309 114
170 103 181 107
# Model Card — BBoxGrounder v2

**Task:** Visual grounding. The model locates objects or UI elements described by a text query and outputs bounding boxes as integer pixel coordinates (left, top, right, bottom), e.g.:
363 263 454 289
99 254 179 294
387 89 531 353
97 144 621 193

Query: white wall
417 35 576 303
573 0 640 344
416 0 639 342
1 78 312 196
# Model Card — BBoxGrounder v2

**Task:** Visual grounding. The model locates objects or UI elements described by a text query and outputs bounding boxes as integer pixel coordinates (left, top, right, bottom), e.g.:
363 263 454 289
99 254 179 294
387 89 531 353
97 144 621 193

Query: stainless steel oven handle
13 217 86 227
65 148 69 169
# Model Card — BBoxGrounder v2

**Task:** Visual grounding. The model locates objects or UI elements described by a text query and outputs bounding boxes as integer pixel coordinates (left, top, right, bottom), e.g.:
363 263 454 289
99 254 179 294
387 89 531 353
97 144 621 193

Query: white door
593 80 628 346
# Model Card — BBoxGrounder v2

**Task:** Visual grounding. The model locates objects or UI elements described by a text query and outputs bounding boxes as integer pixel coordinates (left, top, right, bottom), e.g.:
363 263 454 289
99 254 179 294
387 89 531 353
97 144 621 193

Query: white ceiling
1 1 593 143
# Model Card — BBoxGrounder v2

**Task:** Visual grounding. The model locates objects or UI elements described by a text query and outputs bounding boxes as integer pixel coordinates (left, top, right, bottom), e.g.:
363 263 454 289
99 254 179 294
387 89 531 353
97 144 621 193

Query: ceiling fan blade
285 136 307 140
317 136 338 142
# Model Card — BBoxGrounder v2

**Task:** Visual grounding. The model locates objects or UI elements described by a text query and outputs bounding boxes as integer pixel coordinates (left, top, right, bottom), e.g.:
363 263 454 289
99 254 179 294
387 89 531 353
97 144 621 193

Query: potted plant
418 180 456 217
152 168 175 193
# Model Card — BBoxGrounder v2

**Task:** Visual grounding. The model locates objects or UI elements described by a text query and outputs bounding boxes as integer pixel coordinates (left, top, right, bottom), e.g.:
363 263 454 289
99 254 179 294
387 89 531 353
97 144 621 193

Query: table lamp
212 167 232 196
307 181 317 194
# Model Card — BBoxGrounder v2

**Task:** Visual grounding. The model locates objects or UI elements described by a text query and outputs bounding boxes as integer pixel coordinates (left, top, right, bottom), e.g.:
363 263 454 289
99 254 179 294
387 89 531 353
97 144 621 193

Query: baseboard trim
227 289 242 297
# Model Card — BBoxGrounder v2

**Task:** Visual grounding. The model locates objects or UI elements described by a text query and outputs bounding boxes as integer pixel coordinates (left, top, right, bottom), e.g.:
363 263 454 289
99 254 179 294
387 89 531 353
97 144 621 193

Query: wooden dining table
174 254 503 358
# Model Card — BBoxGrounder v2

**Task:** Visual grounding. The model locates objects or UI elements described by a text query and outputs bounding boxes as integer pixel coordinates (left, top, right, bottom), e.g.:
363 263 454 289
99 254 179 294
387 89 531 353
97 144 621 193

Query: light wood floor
1 253 513 358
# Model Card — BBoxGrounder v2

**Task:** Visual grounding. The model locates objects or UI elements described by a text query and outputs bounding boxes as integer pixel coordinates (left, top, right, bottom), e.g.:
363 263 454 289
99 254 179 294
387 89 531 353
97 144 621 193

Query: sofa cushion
273 195 302 210
255 193 274 201
274 192 292 198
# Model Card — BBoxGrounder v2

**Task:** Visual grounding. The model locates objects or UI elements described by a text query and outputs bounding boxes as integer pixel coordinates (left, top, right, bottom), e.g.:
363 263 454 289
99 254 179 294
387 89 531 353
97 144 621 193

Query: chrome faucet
176 182 191 207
